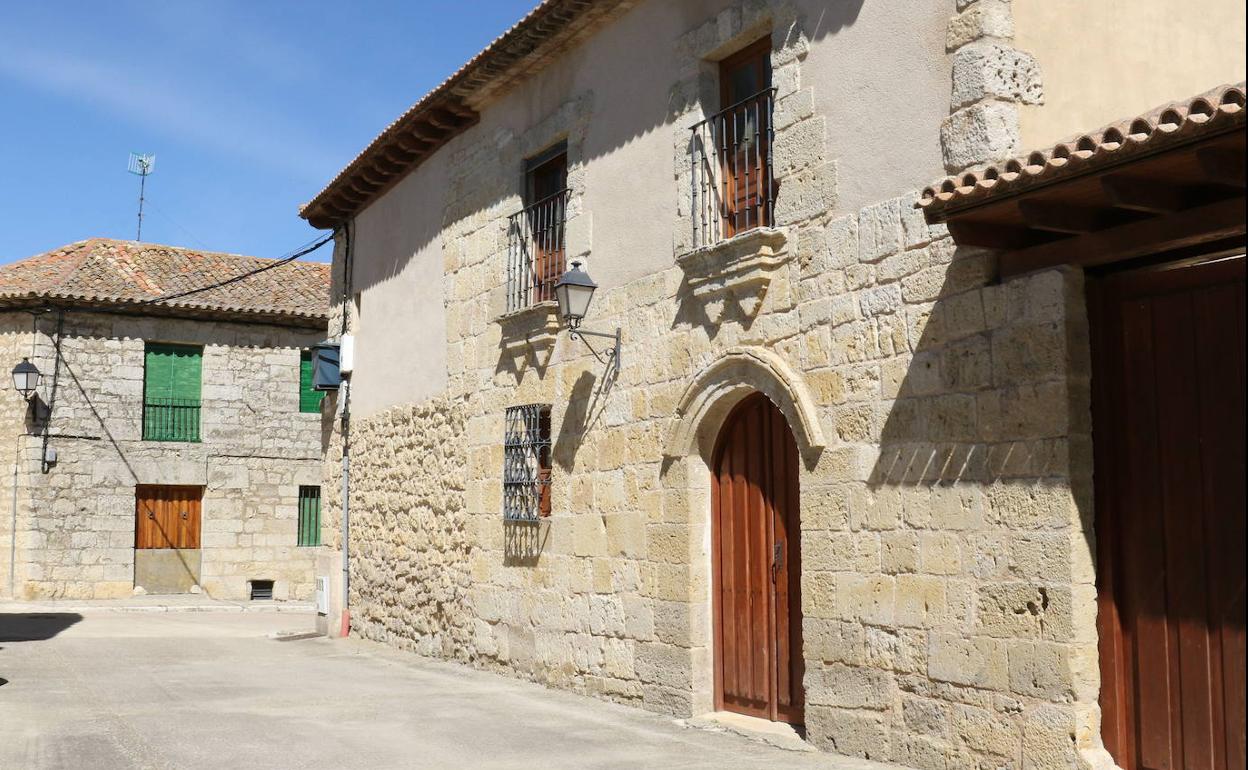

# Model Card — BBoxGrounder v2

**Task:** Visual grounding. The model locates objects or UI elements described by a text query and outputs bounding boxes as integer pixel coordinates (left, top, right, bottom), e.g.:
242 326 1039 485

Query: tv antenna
127 152 156 241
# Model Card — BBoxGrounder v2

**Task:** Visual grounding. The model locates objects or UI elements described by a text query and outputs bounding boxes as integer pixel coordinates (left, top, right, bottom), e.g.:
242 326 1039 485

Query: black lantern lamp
553 261 621 374
12 357 41 400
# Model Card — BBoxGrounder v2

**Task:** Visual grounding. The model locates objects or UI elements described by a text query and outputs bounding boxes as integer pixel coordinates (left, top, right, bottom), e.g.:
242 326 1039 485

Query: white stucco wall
1015 0 1247 148
343 0 955 422
348 150 451 418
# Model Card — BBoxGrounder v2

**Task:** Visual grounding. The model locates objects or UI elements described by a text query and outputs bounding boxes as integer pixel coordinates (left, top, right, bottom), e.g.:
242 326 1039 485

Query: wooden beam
1001 196 1246 279
947 220 1039 249
1196 147 1246 188
1101 174 1188 214
1017 200 1114 234
359 167 388 186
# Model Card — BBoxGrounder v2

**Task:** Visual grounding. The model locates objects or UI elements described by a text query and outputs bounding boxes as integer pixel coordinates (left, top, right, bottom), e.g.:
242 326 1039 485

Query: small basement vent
249 579 275 601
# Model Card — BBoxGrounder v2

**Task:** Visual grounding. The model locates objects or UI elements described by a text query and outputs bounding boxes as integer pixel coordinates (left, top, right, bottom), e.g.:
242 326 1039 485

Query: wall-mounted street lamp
553 261 621 374
11 358 41 400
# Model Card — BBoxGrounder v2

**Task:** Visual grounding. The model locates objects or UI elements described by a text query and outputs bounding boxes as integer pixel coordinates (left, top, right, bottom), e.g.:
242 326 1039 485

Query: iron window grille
506 189 570 312
503 404 552 521
142 398 202 442
297 485 322 547
689 87 777 249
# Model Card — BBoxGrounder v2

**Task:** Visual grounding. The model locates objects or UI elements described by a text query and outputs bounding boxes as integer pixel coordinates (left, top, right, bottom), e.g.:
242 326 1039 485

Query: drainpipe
8 456 17 598
339 377 351 637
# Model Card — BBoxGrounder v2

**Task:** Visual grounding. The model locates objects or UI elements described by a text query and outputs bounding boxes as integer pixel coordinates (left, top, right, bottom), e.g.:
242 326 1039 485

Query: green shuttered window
299 350 324 413
297 486 322 547
143 343 203 442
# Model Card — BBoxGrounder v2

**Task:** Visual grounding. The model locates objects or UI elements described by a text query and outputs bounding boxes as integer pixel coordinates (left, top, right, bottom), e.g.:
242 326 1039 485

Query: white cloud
0 42 340 181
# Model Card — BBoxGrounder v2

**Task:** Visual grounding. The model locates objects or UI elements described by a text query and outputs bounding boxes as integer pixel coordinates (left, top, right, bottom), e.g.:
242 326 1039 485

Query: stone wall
2 310 326 601
317 0 1116 767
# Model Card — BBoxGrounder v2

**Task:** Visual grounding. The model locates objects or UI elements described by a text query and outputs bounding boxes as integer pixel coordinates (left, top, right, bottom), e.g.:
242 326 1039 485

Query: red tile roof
919 83 1247 220
0 239 330 323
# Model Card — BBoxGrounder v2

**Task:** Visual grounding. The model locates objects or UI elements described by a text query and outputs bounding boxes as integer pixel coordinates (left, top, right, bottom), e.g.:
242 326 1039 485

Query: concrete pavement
0 606 904 769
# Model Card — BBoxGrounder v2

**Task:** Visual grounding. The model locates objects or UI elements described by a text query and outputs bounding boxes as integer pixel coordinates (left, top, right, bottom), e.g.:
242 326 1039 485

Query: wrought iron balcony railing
506 189 570 312
689 87 776 249
142 398 202 442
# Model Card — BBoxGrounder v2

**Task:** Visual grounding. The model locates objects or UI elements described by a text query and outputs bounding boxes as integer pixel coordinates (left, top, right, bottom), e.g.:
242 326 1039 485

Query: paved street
0 607 898 770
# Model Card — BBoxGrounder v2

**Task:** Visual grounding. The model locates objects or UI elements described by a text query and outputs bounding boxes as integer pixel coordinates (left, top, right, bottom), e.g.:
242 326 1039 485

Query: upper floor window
691 37 775 248
507 143 569 312
299 350 325 413
503 404 551 520
143 342 202 442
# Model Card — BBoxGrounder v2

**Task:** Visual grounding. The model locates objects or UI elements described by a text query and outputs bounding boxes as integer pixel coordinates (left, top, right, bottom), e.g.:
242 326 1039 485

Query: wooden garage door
1092 255 1246 770
712 393 803 723
135 485 202 550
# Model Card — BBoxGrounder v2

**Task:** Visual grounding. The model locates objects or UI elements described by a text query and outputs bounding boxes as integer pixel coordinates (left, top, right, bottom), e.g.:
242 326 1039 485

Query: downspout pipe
339 377 351 637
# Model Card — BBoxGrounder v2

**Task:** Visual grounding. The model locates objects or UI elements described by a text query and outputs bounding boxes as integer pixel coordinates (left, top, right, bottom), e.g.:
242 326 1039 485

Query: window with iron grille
503 404 551 521
690 38 776 249
297 485 322 546
142 342 203 442
507 144 568 312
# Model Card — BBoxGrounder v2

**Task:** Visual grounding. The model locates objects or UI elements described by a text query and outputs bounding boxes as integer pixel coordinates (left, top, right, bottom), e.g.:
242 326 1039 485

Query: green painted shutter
299 350 324 413
143 343 202 441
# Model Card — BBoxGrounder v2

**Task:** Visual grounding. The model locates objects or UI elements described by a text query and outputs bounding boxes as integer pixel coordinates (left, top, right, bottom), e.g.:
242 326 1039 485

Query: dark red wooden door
712 393 803 723
135 485 202 550
1092 255 1246 770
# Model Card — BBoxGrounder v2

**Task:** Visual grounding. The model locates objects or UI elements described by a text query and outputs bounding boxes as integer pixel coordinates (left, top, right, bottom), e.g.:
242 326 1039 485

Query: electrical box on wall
338 334 354 375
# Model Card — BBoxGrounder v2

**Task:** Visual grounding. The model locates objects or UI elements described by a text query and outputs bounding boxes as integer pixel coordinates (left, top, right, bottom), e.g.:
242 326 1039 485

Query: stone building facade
0 239 330 601
300 1 1245 768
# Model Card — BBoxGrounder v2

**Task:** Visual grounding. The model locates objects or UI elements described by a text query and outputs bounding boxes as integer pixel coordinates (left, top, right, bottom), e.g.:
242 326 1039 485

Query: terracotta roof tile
919 83 1247 220
0 238 330 322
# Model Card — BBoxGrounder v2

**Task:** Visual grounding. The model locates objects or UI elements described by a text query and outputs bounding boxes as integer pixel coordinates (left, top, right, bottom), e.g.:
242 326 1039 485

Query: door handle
772 542 783 580
181 510 188 520
148 511 154 519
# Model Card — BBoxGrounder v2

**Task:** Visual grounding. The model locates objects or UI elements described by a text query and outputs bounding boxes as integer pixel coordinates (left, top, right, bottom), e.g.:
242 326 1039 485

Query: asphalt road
0 607 900 770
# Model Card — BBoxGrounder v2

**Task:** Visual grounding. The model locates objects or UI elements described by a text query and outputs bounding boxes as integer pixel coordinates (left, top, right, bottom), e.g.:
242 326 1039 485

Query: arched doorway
711 392 803 723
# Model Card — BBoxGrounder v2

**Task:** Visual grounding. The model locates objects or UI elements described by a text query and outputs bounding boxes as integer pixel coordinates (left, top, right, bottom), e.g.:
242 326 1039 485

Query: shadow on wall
503 520 550 567
0 612 84 642
867 247 1089 492
553 369 612 473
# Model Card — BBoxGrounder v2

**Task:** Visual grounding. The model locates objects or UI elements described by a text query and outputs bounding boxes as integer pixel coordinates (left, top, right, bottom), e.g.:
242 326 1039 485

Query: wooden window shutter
299 350 324 413
143 343 203 442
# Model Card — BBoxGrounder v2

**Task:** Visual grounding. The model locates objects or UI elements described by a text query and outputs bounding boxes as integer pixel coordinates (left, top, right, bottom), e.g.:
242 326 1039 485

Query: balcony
506 189 569 313
689 87 776 250
142 398 202 442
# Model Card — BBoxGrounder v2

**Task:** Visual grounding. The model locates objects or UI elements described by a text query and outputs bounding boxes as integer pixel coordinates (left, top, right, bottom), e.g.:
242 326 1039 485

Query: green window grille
143 343 203 442
297 486 322 547
299 350 325 413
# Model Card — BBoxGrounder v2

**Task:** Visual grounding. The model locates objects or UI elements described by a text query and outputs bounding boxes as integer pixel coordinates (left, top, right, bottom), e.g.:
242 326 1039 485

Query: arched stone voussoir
664 346 826 464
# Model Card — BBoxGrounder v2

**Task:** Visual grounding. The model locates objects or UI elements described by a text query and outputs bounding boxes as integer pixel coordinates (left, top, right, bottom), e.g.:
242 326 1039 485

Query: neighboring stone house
298 1 1245 768
0 238 330 601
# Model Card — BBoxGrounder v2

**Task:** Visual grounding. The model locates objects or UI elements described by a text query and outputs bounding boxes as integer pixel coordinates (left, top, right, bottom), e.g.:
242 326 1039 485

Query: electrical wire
134 231 333 306
19 230 336 318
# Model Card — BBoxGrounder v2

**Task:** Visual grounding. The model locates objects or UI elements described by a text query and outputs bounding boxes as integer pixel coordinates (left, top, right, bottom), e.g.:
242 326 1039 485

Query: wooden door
712 393 803 723
1091 255 1246 770
718 38 772 237
135 485 202 549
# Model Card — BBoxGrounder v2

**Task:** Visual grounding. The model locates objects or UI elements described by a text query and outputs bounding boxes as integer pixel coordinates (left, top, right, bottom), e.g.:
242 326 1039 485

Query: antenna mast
127 153 156 241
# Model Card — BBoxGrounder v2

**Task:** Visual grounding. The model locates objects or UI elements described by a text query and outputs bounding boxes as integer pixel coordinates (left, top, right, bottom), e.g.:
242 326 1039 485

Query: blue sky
0 1 536 264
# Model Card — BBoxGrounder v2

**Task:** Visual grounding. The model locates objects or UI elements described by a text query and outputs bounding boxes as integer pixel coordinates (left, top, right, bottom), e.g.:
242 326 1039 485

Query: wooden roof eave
931 130 1246 280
